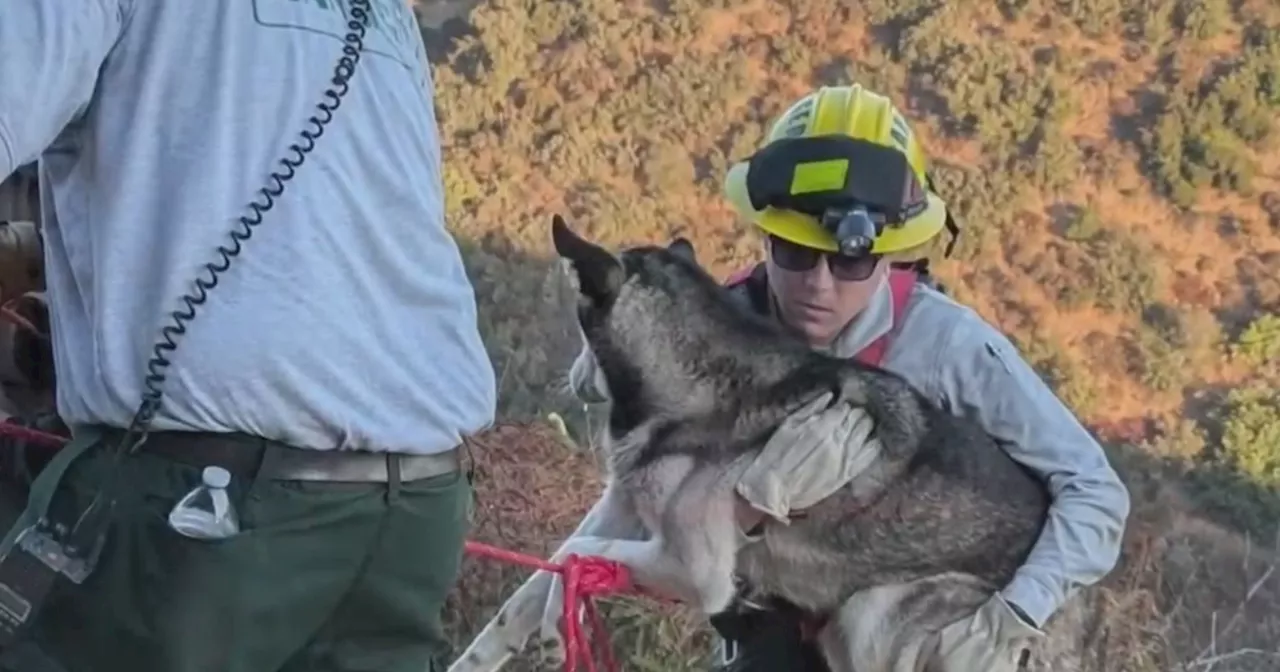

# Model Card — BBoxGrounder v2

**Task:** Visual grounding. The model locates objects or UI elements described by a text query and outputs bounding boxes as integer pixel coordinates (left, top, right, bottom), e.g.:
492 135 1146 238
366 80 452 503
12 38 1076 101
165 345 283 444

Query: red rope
0 421 66 448
464 540 632 672
0 422 633 672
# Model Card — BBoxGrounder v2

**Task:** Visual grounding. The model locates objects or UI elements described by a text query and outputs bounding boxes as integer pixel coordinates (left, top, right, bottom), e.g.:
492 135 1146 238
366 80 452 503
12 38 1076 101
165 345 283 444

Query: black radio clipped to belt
0 0 374 649
0 526 69 644
0 430 111 647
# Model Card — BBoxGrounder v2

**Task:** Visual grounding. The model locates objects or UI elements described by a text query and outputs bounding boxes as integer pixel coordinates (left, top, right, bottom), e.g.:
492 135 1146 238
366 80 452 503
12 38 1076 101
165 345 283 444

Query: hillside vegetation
417 0 1280 669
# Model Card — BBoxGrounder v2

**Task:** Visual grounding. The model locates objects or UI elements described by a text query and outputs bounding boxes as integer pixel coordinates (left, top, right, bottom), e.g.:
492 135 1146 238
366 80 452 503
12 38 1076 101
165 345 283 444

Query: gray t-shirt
0 0 497 454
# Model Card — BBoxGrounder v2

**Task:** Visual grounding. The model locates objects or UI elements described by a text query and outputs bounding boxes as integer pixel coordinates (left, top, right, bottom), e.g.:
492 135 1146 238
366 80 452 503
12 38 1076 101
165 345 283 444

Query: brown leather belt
102 429 460 483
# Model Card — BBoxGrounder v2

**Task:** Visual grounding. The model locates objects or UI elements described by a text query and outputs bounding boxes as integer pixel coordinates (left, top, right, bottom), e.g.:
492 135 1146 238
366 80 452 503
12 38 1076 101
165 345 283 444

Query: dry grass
1066 447 1280 672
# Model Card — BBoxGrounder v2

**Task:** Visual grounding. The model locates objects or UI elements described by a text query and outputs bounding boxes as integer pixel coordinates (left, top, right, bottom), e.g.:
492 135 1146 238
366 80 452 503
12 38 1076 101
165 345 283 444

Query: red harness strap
724 265 918 366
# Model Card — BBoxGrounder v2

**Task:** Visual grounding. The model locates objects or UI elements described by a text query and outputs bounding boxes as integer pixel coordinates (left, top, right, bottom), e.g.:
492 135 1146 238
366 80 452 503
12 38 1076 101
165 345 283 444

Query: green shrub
1233 313 1280 368
1124 0 1176 47
1130 323 1191 393
1089 231 1160 314
1186 464 1280 544
1174 0 1231 41
1063 205 1103 242
1057 0 1125 37
1220 385 1280 488
1141 417 1208 461
1183 383 1280 542
900 8 1075 166
1139 25 1280 206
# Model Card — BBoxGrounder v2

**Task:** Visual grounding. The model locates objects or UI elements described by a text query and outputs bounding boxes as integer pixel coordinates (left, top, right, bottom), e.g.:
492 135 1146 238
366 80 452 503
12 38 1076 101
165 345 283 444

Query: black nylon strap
744 136 921 221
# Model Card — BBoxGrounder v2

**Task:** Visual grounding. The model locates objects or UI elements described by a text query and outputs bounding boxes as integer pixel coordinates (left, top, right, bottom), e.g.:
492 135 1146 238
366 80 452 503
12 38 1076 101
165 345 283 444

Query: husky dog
448 215 1051 672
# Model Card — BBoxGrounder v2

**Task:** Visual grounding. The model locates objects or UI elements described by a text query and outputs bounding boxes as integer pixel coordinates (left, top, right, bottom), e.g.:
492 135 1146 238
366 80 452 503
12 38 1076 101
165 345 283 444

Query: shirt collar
762 270 896 358
815 272 894 358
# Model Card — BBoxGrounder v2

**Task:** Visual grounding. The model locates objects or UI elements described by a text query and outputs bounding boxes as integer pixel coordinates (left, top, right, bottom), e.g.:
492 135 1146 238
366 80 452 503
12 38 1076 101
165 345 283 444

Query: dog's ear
551 214 624 303
668 237 697 264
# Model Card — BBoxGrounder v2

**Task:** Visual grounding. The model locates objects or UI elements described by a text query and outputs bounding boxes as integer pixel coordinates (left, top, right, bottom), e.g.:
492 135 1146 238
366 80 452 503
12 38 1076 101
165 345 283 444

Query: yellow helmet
724 84 957 258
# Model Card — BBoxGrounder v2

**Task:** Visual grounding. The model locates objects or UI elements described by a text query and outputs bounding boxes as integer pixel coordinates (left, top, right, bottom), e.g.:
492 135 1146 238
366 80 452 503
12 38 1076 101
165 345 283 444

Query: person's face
764 235 888 347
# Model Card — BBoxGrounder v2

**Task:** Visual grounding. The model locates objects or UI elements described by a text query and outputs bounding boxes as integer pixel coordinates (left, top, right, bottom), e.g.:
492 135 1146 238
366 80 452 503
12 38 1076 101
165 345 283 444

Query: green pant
15 434 473 672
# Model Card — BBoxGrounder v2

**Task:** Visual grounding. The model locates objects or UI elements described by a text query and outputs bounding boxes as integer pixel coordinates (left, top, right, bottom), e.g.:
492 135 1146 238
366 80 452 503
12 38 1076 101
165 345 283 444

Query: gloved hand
928 593 1045 671
736 392 883 523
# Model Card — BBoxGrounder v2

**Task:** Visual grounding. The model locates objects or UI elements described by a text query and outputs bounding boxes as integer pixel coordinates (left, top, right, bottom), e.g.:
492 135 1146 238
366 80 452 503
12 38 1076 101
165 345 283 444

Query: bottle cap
202 465 231 489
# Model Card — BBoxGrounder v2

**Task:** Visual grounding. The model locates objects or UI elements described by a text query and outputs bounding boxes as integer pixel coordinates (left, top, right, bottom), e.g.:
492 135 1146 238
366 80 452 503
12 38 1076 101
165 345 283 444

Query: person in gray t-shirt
0 1 496 670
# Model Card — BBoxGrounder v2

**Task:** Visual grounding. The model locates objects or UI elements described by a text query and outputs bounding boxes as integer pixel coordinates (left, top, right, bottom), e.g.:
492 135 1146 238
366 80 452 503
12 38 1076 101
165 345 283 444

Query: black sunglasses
768 235 881 282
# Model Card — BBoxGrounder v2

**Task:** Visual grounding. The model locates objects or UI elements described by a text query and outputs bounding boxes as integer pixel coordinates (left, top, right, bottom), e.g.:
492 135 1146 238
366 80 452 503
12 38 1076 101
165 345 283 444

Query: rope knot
458 540 636 672
563 552 633 597
559 552 632 672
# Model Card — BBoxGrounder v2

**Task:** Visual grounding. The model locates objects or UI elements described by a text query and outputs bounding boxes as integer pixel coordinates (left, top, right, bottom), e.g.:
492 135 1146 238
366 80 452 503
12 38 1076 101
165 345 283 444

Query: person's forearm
931 318 1133 628
1000 467 1130 626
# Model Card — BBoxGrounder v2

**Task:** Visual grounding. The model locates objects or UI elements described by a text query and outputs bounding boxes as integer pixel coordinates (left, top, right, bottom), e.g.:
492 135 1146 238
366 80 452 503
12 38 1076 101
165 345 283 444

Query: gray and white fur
447 215 1051 672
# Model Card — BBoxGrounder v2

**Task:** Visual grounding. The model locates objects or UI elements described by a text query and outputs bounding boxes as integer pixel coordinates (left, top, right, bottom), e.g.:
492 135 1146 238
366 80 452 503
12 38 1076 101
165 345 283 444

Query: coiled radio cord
64 0 373 557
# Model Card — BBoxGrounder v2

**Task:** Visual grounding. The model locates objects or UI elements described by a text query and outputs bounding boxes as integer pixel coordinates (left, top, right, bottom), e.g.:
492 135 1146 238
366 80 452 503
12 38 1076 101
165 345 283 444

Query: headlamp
823 206 878 258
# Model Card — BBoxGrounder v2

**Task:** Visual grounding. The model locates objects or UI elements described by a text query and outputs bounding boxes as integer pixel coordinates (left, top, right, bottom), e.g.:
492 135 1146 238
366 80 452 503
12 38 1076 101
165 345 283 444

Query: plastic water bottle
167 466 240 540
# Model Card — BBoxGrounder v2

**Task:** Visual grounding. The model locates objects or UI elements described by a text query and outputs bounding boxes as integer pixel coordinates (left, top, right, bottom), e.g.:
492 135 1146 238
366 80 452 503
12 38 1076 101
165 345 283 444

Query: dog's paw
532 632 568 669
537 539 609 659
537 575 570 659
446 567 569 672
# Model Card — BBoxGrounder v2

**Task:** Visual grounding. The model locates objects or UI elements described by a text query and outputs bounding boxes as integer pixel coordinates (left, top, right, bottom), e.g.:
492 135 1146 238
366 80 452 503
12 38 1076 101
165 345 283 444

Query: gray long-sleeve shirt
0 0 496 454
751 268 1130 626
